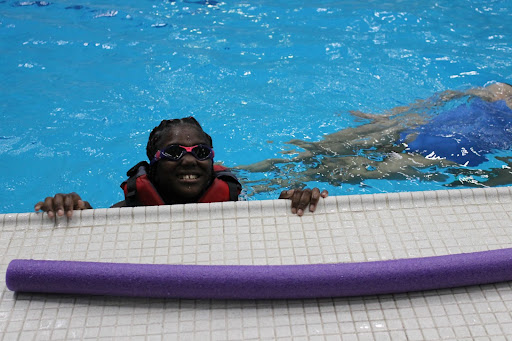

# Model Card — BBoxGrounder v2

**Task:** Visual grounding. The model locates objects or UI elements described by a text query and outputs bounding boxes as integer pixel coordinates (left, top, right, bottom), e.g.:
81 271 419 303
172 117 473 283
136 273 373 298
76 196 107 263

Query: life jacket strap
213 166 242 201
123 161 151 207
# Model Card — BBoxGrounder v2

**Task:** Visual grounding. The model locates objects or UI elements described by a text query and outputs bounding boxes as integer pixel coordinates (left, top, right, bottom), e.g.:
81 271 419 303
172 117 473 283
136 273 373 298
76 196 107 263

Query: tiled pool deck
1 187 512 340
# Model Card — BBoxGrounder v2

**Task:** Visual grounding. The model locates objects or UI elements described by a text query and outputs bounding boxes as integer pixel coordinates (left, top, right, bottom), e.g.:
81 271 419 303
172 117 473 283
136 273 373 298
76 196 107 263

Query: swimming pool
1 0 511 213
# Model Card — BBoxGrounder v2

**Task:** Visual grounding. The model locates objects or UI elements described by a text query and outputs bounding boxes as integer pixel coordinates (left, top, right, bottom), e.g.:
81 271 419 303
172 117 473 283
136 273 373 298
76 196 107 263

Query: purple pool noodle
6 248 512 299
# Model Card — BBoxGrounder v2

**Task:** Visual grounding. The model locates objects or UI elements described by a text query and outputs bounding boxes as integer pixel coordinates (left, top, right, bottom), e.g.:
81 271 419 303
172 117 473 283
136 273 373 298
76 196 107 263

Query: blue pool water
1 0 512 213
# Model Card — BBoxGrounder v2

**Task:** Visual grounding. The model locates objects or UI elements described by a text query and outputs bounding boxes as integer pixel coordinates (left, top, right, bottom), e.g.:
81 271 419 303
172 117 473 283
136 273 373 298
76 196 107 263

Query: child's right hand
35 193 92 218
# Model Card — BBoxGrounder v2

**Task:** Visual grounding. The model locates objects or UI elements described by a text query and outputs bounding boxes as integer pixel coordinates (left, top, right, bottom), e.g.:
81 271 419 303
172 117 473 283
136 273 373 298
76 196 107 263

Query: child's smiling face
153 125 213 204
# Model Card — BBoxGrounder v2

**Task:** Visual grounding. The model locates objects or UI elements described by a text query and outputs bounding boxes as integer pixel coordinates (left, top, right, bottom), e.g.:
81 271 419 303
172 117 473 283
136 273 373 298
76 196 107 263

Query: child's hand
35 193 92 218
279 188 328 216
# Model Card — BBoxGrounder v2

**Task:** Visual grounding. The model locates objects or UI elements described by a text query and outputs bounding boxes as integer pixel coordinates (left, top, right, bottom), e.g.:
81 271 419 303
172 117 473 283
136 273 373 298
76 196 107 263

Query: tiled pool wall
1 187 512 340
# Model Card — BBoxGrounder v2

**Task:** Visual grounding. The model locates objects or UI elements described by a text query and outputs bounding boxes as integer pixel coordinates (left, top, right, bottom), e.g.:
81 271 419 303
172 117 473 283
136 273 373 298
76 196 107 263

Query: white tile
73 209 91 227
132 206 147 224
144 206 159 223
335 195 351 212
118 207 133 224
398 192 414 208
348 195 363 211
496 187 512 203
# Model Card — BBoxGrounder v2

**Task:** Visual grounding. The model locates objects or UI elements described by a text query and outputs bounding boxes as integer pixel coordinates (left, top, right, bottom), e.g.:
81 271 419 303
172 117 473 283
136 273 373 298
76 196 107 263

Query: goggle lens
192 145 212 160
165 145 187 160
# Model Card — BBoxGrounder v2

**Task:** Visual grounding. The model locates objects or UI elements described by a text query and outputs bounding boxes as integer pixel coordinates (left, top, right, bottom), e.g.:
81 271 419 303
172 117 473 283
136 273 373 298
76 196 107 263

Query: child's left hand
279 188 328 216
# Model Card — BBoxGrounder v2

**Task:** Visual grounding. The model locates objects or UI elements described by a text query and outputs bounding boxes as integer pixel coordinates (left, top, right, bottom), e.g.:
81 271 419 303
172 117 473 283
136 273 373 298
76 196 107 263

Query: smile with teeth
179 174 199 180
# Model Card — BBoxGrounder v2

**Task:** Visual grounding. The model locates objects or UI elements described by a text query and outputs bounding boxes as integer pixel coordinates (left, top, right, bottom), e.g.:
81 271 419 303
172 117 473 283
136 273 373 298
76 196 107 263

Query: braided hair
146 117 213 161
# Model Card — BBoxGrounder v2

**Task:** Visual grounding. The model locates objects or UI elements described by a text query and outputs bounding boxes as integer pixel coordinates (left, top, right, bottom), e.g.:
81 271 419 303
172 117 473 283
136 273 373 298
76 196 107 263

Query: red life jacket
121 162 241 206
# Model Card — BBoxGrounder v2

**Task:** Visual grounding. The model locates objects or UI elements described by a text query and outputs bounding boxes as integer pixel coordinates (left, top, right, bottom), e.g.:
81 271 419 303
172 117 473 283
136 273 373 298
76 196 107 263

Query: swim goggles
151 144 215 165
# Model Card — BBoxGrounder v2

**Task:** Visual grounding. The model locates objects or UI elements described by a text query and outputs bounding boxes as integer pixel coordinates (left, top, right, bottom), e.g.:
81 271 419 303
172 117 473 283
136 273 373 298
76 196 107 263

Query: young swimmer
400 82 512 166
239 82 512 189
35 117 328 218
